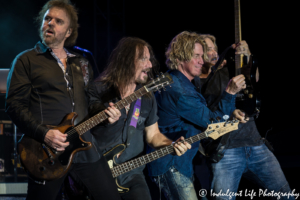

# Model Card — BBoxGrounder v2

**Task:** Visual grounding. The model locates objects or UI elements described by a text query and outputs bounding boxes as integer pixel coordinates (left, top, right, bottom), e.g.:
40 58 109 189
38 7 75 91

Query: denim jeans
211 144 294 200
152 166 198 200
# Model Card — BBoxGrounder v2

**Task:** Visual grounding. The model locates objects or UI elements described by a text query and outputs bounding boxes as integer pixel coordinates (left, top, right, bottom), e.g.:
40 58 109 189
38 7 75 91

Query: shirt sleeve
5 56 49 143
144 93 159 127
86 81 106 118
176 90 236 129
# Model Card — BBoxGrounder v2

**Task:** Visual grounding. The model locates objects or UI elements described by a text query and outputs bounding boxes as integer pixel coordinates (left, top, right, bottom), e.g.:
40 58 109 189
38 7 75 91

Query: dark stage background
0 0 299 198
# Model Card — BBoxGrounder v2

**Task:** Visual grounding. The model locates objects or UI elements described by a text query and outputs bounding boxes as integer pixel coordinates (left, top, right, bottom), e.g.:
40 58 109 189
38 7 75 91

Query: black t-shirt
200 67 263 149
87 82 159 185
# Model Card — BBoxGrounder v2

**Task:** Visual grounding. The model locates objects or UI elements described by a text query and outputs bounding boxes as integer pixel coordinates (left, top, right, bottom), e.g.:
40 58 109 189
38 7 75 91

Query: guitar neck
72 87 148 136
234 0 243 76
111 130 211 178
64 72 173 138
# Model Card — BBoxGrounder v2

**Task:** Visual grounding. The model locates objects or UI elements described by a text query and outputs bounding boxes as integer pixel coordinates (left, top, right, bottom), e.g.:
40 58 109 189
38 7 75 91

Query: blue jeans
211 144 294 200
152 166 198 200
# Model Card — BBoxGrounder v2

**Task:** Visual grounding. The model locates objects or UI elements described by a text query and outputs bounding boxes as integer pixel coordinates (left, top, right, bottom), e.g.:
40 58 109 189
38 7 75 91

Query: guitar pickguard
103 144 129 193
58 127 89 165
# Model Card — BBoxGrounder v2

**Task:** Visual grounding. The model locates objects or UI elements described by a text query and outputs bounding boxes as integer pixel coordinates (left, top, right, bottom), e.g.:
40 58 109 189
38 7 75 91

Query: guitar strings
63 77 168 142
63 87 148 142
113 122 238 177
113 132 208 176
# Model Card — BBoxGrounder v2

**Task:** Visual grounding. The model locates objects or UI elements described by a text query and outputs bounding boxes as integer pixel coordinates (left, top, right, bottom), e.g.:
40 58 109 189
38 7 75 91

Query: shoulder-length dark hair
36 0 79 47
97 37 158 94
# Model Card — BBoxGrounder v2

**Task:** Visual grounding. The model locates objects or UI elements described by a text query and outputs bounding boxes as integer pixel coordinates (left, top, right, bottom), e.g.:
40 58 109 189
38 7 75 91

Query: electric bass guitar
18 72 174 181
104 120 239 193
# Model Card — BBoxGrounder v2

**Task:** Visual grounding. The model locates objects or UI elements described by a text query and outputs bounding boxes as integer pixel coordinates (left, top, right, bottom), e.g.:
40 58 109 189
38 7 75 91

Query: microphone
73 46 93 55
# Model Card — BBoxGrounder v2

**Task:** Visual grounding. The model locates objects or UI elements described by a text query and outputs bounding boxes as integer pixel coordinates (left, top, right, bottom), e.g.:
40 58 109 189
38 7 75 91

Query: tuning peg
223 115 229 121
160 72 165 78
223 115 230 126
209 118 215 123
216 116 221 122
157 89 161 94
162 87 166 91
150 77 155 84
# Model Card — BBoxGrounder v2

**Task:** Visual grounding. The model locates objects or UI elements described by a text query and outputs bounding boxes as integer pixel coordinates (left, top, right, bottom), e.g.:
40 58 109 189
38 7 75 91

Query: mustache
45 28 55 34
143 68 151 73
211 57 218 61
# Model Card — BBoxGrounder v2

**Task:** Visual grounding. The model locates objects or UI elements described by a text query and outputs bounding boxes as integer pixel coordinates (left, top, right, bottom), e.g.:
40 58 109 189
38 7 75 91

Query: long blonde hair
165 31 205 70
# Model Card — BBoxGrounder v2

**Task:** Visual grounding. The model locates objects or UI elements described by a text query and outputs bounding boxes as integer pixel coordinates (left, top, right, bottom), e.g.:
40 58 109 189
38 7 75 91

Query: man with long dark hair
5 0 121 199
87 37 191 200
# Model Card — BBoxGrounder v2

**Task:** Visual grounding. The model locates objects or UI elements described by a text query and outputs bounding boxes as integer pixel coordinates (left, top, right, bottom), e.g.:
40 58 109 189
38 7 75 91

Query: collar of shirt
35 41 76 73
35 41 76 87
170 70 199 91
49 49 76 74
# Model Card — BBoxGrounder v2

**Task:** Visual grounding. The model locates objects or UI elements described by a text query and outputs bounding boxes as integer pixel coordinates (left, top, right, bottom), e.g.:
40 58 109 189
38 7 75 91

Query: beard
209 56 218 65
39 27 67 47
136 74 149 84
135 68 152 84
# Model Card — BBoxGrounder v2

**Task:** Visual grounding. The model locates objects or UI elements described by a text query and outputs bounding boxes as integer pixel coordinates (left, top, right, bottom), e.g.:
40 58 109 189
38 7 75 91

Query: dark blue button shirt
147 70 236 178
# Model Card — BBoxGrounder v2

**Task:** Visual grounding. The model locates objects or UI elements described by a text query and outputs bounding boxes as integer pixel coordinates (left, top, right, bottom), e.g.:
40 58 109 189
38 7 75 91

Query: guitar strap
125 97 142 147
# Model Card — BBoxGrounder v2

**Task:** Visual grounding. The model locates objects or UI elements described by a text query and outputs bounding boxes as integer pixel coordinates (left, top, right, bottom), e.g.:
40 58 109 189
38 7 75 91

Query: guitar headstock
145 72 174 93
206 120 239 140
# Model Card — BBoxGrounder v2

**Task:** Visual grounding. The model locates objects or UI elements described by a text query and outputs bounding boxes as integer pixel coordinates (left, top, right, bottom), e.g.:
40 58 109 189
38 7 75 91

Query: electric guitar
104 120 239 193
233 0 261 116
200 1 261 162
18 72 174 181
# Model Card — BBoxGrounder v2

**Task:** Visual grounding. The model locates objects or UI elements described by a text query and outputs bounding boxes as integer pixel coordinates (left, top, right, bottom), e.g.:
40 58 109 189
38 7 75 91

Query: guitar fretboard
234 0 243 76
111 130 211 178
66 87 148 137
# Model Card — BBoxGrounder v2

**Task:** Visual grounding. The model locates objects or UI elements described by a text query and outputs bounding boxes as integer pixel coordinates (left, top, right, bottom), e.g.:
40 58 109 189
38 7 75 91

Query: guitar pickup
42 144 53 158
